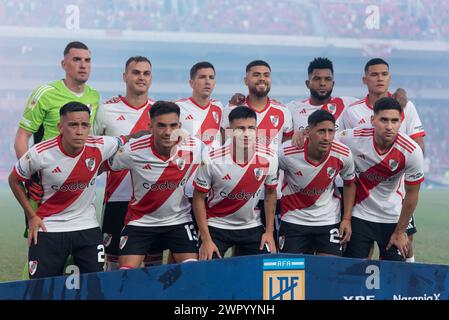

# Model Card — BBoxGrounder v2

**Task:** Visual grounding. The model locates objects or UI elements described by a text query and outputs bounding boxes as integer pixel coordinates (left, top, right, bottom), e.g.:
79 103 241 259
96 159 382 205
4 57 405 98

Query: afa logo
263 258 305 300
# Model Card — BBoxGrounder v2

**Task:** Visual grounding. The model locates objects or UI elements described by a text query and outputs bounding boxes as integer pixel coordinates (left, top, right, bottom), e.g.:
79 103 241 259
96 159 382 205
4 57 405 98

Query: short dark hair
63 41 89 56
190 61 215 79
364 58 389 73
228 106 257 123
308 57 334 75
59 101 91 117
246 60 271 73
373 97 401 114
125 56 152 70
308 109 335 127
149 101 180 119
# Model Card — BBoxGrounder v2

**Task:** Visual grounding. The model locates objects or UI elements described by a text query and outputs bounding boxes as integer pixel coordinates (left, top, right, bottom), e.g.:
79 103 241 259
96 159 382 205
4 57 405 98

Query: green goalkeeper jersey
19 80 100 141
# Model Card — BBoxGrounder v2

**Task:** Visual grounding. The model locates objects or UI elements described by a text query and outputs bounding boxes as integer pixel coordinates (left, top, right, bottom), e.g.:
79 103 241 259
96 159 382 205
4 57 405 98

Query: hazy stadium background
0 0 448 282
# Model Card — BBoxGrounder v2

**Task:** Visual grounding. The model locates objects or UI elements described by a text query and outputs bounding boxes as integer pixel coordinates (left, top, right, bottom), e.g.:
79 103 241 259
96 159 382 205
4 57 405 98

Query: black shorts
207 225 270 258
344 217 405 261
257 199 281 231
278 221 342 256
119 222 199 256
28 227 104 279
406 215 417 236
101 201 167 256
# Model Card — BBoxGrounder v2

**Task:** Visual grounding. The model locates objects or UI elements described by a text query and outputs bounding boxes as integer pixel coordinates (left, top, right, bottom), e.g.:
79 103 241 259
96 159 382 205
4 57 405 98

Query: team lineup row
8 41 425 279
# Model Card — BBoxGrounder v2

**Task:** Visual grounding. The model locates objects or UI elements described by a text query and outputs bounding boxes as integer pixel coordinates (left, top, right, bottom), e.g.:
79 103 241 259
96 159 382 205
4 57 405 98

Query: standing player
222 60 293 237
13 41 100 278
175 61 223 200
340 58 425 262
193 107 278 259
278 110 356 256
93 56 164 270
287 57 357 133
339 97 424 261
15 41 100 157
9 102 123 279
108 101 202 268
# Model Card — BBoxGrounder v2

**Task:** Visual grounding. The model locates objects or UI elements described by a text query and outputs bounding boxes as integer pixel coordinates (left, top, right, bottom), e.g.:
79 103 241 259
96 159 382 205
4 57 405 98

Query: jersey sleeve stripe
283 131 294 138
405 177 424 185
36 142 58 154
35 137 58 150
331 142 350 153
193 181 209 193
409 131 426 139
12 166 28 182
397 134 416 151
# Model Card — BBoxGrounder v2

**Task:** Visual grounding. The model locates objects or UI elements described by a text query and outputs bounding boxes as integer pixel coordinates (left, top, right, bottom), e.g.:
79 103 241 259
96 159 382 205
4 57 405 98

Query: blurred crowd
0 0 448 40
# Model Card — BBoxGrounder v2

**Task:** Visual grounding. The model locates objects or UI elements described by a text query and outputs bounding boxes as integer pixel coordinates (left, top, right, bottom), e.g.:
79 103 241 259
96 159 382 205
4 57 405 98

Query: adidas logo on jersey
358 154 366 160
142 163 152 170
116 115 126 121
222 174 231 180
358 118 366 124
185 114 194 120
295 170 303 176
299 108 307 114
52 166 62 173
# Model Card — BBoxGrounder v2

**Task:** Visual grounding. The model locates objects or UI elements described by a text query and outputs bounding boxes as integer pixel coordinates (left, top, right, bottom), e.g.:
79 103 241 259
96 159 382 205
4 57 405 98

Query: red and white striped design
13 135 122 232
287 96 358 133
338 128 424 223
279 139 355 226
92 96 155 203
193 142 278 230
108 135 203 227
175 97 223 197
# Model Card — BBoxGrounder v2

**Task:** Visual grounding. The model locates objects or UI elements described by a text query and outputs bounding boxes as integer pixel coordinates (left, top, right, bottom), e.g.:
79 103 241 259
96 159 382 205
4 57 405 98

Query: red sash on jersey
207 156 270 218
198 105 221 145
322 98 345 120
256 107 285 146
104 105 151 203
37 147 102 218
125 151 194 224
280 157 343 216
355 148 406 205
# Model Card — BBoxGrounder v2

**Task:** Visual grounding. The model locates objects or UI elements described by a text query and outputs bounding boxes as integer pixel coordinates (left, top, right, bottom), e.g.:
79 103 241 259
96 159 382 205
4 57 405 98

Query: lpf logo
263 258 305 300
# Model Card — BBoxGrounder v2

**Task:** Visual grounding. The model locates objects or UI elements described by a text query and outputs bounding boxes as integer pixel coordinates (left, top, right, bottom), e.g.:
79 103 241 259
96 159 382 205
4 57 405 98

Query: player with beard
222 60 293 247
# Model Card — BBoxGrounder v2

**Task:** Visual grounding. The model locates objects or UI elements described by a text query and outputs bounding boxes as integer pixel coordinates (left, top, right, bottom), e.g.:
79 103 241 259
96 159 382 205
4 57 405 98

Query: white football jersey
222 97 293 199
287 96 358 133
108 135 203 227
340 95 426 139
222 97 293 151
13 135 123 232
338 127 424 223
176 97 223 197
193 142 278 230
279 140 355 226
93 96 155 202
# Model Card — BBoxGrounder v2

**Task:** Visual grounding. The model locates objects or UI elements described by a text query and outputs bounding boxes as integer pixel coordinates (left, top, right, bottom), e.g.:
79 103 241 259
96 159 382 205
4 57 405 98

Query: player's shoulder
282 140 304 157
33 136 59 155
347 98 366 108
269 98 287 109
352 125 374 136
29 82 58 102
128 134 152 152
208 143 231 160
175 97 190 104
336 96 359 106
395 132 419 154
102 95 122 105
255 143 276 159
85 135 106 147
330 140 351 157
